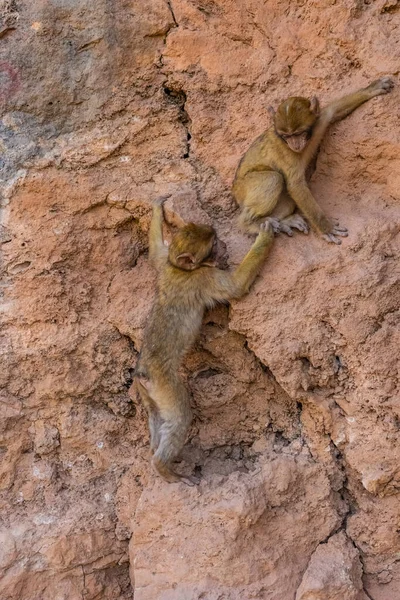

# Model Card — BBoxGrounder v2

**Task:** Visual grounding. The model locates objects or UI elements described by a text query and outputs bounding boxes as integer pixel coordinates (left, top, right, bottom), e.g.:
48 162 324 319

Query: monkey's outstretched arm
324 77 394 124
149 196 169 270
302 77 393 168
210 223 274 301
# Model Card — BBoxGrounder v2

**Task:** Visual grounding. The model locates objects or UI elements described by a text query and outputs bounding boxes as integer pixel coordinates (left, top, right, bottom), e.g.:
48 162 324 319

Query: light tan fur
135 198 275 484
233 78 394 244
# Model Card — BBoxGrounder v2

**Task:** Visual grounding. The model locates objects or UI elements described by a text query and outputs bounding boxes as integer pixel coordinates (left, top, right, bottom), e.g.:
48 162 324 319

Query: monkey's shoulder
235 128 285 176
158 265 215 301
244 128 275 154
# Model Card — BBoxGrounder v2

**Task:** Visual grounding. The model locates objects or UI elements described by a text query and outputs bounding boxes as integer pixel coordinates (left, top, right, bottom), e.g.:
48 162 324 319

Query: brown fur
135 198 274 484
233 78 394 244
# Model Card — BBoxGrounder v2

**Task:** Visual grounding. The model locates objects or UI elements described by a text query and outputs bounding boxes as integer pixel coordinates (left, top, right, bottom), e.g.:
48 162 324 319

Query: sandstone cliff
1 1 399 599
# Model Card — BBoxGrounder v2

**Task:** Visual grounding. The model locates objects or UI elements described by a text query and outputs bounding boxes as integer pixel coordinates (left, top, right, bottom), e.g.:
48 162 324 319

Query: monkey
135 196 275 485
232 77 394 244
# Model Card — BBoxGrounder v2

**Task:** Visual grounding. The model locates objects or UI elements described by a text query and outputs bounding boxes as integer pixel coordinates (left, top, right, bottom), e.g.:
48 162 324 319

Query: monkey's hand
321 221 348 245
366 77 394 97
263 217 281 234
153 194 171 207
258 220 275 240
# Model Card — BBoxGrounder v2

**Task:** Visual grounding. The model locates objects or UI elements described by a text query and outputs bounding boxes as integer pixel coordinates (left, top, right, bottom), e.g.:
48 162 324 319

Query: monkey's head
270 96 320 153
168 223 228 271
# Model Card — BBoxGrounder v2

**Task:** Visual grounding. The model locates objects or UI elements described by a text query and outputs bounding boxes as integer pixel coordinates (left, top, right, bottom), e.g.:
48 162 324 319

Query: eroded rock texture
1 1 399 599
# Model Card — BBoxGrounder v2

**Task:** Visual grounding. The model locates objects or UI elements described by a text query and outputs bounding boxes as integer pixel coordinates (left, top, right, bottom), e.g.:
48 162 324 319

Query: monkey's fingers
369 77 394 95
153 194 171 206
259 220 274 235
322 233 343 245
331 226 348 236
378 77 394 93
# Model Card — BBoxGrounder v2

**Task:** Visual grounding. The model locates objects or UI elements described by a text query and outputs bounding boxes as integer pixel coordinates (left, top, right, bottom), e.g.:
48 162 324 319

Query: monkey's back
137 265 215 380
232 128 297 203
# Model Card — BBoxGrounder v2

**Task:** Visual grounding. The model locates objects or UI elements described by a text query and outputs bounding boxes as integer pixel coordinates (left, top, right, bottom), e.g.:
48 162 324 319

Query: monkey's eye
281 131 308 139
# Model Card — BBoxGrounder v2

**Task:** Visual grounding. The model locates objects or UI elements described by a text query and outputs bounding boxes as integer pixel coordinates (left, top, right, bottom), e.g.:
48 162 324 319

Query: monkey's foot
181 473 200 486
153 457 200 485
159 471 199 486
281 214 309 235
263 217 281 234
322 224 348 245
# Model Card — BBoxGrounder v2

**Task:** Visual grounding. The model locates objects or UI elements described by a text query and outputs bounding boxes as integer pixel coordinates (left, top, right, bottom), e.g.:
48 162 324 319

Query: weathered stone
296 532 364 600
1 1 399 599
33 420 60 455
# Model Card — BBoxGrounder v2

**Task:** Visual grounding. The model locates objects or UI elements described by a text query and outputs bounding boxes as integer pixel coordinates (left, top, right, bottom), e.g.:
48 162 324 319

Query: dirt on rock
1 1 399 599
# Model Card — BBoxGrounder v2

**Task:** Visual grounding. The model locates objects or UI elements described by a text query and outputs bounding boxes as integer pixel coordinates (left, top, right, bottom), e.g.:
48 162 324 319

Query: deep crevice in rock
163 85 192 158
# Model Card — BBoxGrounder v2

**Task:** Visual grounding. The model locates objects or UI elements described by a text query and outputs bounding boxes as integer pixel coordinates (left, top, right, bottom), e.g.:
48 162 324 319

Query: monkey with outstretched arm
233 77 394 244
135 197 275 484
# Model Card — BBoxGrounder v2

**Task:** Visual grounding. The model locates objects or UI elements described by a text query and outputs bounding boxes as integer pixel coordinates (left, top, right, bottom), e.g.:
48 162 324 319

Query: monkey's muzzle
285 132 309 153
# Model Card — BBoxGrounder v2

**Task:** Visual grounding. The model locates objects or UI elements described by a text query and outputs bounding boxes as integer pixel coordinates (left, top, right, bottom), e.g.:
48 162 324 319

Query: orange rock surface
1 1 399 599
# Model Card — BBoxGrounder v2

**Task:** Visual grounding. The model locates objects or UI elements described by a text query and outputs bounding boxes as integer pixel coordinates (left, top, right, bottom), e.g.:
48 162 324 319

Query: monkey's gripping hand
258 220 275 240
153 194 171 207
366 77 394 97
321 220 348 245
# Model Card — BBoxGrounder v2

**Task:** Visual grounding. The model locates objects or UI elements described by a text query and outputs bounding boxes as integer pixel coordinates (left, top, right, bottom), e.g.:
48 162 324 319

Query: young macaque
135 197 274 484
233 77 394 244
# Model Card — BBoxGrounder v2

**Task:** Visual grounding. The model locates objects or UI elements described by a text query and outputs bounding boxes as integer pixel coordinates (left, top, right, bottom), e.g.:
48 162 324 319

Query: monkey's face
272 96 319 153
278 131 310 153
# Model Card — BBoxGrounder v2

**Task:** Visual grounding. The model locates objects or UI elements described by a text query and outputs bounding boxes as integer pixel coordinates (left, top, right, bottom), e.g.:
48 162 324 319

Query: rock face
1 1 399 599
295 532 365 600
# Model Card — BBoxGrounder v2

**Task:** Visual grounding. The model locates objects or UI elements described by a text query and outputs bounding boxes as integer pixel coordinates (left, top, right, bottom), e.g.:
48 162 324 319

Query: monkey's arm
210 223 274 301
324 77 394 124
149 197 169 270
302 77 393 168
286 176 347 244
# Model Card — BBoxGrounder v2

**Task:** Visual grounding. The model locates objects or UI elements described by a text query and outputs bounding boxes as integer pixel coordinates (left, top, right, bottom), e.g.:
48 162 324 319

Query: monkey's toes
298 223 309 234
264 217 281 234
181 474 200 486
285 215 309 234
279 223 294 237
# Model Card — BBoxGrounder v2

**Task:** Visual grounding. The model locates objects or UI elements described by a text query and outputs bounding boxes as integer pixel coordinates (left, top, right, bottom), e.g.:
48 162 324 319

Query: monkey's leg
152 381 197 485
271 193 309 236
136 379 162 453
235 171 284 234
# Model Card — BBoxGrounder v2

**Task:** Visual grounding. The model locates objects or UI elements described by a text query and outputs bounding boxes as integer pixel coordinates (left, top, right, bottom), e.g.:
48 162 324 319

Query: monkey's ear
309 96 320 115
267 105 276 117
176 252 197 269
